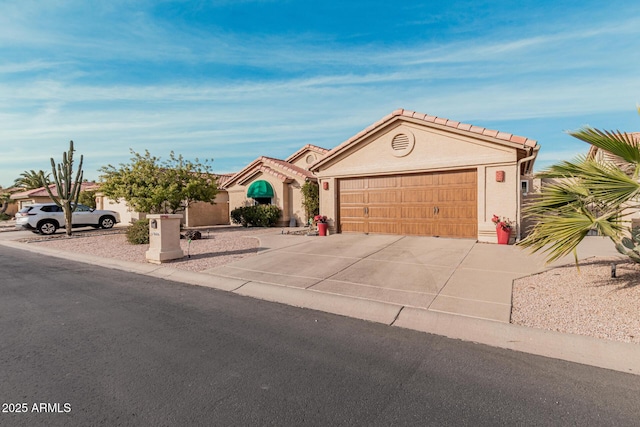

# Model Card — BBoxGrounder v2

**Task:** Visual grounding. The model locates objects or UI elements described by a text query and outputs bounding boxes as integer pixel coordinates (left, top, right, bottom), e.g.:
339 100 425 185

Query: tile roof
215 173 235 187
10 182 99 199
285 144 330 163
222 155 316 189
311 108 538 171
260 156 316 180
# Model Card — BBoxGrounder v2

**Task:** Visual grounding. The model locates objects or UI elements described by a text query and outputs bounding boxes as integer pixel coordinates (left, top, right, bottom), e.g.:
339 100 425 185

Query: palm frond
570 127 640 165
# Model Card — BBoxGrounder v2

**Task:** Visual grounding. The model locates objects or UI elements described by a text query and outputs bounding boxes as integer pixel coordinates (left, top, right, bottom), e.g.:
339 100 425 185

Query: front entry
338 169 477 238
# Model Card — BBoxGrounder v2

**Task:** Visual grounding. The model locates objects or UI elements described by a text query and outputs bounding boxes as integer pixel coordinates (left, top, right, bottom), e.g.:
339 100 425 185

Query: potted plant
492 215 513 245
314 214 328 236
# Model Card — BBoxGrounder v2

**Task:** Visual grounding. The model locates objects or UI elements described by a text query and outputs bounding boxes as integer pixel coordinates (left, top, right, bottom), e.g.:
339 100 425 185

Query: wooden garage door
338 170 477 238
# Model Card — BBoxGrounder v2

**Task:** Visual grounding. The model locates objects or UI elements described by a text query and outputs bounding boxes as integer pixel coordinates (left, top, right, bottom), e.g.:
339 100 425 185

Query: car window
74 204 91 212
18 207 33 213
40 205 62 213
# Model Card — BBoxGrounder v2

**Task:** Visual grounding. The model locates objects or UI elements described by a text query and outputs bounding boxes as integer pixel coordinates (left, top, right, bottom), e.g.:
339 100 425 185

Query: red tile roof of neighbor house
285 144 330 163
10 182 99 199
310 109 538 171
215 173 235 187
222 155 317 189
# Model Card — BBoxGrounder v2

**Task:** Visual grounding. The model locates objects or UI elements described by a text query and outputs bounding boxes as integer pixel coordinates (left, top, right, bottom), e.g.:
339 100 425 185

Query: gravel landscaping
512 257 640 344
25 225 277 272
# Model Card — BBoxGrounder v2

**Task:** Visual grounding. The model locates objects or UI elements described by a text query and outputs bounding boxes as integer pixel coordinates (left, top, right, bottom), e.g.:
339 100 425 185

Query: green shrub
230 205 281 227
0 212 11 221
126 218 150 244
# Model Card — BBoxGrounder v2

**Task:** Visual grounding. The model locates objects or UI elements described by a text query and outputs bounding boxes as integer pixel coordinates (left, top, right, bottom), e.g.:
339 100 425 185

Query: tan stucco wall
289 149 322 170
15 196 53 209
315 121 523 241
185 192 230 227
227 172 307 227
98 196 145 225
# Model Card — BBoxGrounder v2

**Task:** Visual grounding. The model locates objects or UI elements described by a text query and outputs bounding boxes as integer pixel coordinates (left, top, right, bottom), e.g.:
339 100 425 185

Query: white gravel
512 257 640 344
19 225 640 345
28 226 276 272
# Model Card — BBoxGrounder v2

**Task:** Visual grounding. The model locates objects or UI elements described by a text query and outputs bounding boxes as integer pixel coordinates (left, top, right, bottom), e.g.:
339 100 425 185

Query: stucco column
145 214 184 264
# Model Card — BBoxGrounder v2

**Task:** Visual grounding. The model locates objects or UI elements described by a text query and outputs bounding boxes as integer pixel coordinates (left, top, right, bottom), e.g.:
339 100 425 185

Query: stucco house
10 182 100 209
96 173 234 227
309 109 539 243
223 145 329 227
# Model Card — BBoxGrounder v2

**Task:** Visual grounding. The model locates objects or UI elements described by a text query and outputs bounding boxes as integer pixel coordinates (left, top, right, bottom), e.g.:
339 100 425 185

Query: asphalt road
1 245 640 426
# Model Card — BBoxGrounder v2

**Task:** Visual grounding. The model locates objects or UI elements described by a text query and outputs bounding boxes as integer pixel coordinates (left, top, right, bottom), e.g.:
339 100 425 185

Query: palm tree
518 125 640 264
14 170 50 190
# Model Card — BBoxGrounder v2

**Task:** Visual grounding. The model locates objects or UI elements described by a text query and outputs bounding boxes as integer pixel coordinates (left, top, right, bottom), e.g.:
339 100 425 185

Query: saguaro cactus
43 140 84 236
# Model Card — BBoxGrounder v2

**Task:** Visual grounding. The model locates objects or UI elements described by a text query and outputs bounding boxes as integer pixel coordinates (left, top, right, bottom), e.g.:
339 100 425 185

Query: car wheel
38 221 57 235
100 216 115 229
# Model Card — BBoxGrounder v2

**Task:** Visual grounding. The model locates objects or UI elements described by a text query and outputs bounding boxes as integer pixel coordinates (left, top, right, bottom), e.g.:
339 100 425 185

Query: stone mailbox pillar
145 214 184 264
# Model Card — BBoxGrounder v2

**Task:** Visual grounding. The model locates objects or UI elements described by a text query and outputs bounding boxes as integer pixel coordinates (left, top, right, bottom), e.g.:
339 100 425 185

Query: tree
0 187 10 215
42 141 84 236
301 180 319 224
78 189 97 209
518 117 640 264
14 170 50 190
99 150 218 214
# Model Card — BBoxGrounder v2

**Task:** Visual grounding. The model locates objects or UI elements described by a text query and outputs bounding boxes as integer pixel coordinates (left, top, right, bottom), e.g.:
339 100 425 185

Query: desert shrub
230 205 281 227
0 212 11 221
126 218 150 244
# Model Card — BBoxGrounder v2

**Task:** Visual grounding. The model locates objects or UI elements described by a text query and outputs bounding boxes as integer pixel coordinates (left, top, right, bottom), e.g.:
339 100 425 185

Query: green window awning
247 180 274 198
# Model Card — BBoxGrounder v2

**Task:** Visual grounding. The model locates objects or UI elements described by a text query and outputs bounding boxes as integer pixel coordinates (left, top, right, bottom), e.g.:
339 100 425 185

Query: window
521 180 529 194
253 197 271 205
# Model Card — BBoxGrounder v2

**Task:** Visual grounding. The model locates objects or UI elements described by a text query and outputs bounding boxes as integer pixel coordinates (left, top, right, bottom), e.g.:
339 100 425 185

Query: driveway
204 233 552 322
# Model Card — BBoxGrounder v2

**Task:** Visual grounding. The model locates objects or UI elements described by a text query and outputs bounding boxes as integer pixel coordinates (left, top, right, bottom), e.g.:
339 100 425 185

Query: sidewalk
0 229 637 376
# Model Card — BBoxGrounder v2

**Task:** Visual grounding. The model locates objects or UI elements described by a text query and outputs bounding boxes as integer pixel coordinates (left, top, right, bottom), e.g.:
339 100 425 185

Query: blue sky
1 0 639 187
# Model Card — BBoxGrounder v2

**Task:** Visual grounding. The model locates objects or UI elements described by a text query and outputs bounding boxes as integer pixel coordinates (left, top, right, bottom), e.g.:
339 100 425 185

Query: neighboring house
222 145 329 227
309 109 539 243
1 187 21 217
10 182 100 209
96 173 234 227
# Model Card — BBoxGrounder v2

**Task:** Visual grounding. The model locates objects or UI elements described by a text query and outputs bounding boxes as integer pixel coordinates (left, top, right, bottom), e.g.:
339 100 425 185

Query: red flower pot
496 226 511 245
318 223 328 236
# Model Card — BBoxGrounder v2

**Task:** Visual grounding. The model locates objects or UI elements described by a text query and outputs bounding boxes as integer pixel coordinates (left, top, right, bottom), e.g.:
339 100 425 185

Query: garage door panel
340 207 365 218
340 193 366 204
402 189 435 202
341 221 366 233
437 222 477 239
401 174 435 187
437 206 476 219
438 188 476 202
369 207 399 218
368 221 400 234
340 178 366 190
368 190 399 203
401 206 435 219
368 176 398 188
401 222 437 236
439 170 476 185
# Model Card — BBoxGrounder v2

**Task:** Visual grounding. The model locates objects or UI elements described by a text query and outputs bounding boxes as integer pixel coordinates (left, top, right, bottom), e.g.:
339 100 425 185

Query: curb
1 239 638 376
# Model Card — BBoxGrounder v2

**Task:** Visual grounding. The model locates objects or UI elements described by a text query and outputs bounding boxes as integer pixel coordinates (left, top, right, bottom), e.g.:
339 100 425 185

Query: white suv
15 203 121 235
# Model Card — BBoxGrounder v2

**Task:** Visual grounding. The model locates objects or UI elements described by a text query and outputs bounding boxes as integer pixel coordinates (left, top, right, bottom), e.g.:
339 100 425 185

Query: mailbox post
145 214 184 264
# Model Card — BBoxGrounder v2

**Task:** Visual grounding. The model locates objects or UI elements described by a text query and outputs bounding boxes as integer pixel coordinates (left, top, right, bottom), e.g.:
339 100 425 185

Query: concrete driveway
204 233 552 322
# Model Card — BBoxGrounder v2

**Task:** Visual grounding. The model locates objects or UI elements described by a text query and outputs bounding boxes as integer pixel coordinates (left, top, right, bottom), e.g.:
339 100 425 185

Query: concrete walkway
1 227 638 376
